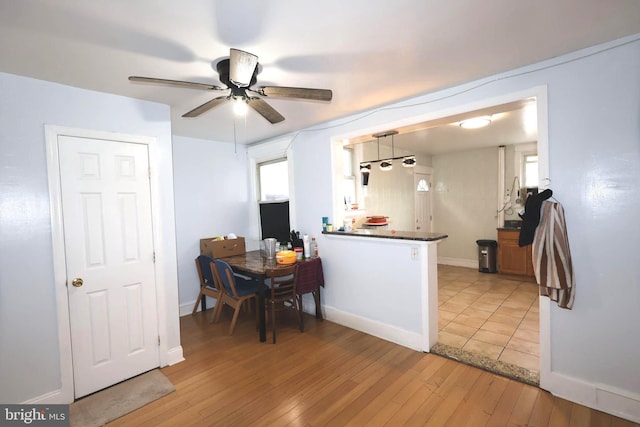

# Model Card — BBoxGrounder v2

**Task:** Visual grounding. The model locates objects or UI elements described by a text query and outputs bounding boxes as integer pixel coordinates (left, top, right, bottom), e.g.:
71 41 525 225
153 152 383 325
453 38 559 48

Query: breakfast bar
320 228 447 351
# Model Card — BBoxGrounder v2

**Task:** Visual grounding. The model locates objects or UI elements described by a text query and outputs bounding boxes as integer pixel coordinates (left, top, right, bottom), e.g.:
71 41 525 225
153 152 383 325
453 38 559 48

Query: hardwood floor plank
485 379 524 426
507 384 540 426
106 313 639 427
548 397 573 427
443 371 506 427
528 389 555 427
569 403 592 427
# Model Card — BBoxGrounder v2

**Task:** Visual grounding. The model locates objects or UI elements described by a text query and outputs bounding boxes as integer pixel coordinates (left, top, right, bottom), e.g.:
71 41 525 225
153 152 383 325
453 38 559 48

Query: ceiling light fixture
360 162 371 174
233 97 248 116
402 155 416 167
379 160 393 171
459 116 492 129
359 130 417 174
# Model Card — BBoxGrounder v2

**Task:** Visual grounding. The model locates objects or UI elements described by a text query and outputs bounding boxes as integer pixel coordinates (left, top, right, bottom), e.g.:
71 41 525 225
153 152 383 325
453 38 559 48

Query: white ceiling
1 0 639 145
347 99 539 156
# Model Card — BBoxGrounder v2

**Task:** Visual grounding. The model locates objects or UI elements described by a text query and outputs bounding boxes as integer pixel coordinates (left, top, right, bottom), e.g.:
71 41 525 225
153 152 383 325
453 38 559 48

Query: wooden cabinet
497 229 534 277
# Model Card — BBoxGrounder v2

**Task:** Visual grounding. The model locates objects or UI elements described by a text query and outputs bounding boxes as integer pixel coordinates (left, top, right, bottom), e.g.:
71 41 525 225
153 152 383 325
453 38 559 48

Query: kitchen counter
498 220 523 231
320 227 446 351
323 229 448 242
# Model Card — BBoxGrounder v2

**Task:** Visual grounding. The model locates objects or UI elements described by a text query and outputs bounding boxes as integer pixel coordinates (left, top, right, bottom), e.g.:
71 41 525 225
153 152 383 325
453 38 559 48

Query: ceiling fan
129 48 332 124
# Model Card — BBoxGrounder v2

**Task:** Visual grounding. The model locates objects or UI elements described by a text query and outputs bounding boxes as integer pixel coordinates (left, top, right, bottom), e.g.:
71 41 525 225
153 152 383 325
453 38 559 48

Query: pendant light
402 155 416 167
379 131 395 171
358 130 417 174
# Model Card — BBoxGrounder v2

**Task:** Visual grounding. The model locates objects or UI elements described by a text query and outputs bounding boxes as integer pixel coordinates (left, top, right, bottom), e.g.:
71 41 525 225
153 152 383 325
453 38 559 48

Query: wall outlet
411 247 419 260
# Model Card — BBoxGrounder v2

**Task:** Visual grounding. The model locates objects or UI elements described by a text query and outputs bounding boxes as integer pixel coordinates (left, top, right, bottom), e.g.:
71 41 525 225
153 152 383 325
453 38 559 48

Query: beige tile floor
437 264 540 374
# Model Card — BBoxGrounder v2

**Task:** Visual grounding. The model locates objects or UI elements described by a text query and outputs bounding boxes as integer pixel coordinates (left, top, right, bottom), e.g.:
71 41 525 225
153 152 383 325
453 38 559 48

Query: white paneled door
414 171 433 232
58 135 159 398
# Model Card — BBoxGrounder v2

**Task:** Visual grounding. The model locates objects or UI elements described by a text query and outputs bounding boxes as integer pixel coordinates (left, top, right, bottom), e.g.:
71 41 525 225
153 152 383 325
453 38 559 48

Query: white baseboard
180 294 320 318
545 371 640 424
164 345 185 366
323 305 423 351
22 389 67 405
179 299 197 317
438 257 477 269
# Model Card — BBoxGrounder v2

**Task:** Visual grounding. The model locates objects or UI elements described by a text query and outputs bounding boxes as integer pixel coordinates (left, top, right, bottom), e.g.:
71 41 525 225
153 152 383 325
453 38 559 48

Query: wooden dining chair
213 259 265 335
191 255 224 323
264 264 302 343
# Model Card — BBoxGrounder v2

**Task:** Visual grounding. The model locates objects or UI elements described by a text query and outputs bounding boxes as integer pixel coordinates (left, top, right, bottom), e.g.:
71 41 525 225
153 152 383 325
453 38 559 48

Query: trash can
476 239 497 273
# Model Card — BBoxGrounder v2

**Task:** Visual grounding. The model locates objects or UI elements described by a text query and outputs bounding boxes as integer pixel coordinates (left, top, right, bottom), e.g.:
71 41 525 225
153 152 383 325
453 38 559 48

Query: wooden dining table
220 250 324 342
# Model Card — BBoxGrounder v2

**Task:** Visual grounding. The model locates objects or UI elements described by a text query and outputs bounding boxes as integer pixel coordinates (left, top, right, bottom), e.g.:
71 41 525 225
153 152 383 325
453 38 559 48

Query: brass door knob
72 278 84 287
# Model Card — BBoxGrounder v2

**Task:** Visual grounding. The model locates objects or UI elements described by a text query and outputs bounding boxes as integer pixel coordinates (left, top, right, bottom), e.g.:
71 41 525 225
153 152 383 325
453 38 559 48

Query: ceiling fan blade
129 76 223 91
260 86 332 101
182 96 229 118
229 48 258 88
247 98 285 124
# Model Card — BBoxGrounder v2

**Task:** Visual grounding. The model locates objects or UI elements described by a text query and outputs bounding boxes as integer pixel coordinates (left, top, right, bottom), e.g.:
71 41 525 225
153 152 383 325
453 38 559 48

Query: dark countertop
499 220 523 231
323 229 448 242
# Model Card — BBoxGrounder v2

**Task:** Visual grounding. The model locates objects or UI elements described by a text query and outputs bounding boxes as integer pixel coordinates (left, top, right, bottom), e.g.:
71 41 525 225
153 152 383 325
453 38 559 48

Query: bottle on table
312 237 318 258
303 234 310 259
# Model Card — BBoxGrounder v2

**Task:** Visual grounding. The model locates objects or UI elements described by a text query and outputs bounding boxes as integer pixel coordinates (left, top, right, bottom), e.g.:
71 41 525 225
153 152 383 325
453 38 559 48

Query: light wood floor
109 309 637 426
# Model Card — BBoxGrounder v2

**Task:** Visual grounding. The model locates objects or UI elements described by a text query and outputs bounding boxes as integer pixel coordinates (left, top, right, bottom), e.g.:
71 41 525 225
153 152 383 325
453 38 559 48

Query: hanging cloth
519 188 553 246
532 200 575 309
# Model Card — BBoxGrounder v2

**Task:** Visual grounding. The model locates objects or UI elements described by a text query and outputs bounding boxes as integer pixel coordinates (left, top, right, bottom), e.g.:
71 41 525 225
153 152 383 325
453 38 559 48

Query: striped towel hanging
532 200 575 309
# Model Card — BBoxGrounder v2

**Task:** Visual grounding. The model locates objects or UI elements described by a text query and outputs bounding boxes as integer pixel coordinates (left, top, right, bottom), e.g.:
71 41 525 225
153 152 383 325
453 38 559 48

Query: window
258 159 289 201
523 154 538 187
416 178 429 192
258 158 290 241
343 148 356 208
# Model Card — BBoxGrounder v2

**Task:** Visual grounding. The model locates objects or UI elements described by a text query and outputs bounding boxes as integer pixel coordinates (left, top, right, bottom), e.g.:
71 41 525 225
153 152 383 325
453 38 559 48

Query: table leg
201 295 206 312
313 289 323 320
257 287 266 342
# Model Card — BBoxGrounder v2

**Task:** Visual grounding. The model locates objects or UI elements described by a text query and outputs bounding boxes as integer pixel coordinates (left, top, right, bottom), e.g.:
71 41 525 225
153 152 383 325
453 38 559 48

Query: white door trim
45 125 167 403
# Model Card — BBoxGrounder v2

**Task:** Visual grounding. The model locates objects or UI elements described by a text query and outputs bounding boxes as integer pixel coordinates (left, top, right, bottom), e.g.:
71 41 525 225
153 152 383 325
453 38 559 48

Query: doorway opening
340 89 547 385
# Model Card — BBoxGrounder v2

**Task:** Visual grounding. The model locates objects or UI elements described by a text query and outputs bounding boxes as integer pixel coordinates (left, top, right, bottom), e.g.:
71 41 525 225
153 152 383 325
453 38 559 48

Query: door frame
46 125 167 403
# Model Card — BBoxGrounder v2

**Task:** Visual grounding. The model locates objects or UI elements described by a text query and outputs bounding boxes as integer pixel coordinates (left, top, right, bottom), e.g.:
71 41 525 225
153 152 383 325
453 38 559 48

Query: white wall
0 72 181 403
172 135 251 315
432 147 499 261
284 35 640 420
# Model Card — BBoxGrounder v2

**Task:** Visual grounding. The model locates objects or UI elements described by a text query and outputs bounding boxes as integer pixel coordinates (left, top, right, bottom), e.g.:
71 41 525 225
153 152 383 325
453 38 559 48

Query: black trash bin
476 239 497 273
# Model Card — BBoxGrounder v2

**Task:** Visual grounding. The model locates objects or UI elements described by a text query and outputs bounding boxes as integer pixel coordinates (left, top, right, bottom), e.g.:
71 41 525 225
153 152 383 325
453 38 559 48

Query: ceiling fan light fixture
229 48 258 87
233 97 248 116
128 47 332 124
360 162 371 174
460 116 491 129
402 155 416 167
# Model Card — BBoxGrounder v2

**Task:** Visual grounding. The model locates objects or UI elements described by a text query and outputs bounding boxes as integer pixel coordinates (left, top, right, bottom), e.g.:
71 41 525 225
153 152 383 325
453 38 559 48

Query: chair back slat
265 264 298 302
213 259 240 297
196 255 216 287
